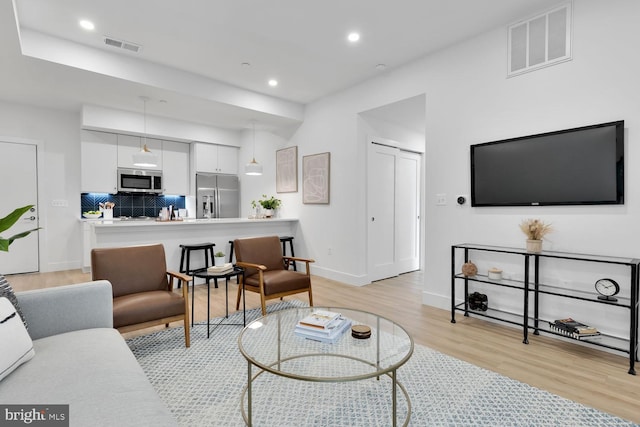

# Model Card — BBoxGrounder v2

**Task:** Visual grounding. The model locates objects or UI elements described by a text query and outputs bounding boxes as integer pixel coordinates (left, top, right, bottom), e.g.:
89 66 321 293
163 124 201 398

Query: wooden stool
178 242 216 287
279 236 297 271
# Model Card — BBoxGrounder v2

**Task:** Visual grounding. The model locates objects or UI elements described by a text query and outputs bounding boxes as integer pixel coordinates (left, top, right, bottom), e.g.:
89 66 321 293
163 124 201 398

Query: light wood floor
8 269 640 423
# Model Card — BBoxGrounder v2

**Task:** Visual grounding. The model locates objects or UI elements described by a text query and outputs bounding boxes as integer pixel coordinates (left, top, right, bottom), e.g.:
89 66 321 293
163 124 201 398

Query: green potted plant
0 205 40 252
214 250 226 266
258 195 281 218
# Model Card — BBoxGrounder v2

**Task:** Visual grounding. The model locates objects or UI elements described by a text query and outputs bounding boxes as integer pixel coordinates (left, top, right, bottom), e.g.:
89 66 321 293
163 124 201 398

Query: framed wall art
302 152 330 204
276 146 298 193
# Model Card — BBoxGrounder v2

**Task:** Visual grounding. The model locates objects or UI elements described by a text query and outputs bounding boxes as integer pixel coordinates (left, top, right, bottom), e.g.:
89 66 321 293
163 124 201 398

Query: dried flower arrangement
519 218 553 241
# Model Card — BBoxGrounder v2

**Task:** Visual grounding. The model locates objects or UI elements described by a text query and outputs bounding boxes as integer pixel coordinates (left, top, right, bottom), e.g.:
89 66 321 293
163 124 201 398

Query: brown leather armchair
91 243 191 347
234 236 314 315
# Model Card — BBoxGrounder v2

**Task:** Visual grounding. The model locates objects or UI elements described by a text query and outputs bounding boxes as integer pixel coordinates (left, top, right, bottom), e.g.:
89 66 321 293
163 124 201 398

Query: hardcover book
298 310 342 329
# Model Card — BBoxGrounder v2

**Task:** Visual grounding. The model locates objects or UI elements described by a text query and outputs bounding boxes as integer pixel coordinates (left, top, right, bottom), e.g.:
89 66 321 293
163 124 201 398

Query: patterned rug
127 300 636 426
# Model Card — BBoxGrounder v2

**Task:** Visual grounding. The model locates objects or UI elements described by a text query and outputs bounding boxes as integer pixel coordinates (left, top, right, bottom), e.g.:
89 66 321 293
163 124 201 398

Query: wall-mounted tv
471 120 624 207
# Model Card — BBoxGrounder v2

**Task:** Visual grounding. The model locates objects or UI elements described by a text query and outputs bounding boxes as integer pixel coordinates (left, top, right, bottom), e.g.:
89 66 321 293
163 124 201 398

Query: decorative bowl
83 212 102 219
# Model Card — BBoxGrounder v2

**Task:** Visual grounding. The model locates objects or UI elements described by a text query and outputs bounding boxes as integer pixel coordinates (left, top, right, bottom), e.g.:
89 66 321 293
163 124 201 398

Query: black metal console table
451 243 639 375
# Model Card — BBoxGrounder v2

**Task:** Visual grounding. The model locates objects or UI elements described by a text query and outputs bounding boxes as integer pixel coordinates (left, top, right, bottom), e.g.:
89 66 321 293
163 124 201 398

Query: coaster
351 324 371 339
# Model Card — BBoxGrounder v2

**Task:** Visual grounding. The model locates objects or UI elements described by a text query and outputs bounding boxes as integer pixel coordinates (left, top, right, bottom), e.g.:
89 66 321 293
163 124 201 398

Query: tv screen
471 121 624 207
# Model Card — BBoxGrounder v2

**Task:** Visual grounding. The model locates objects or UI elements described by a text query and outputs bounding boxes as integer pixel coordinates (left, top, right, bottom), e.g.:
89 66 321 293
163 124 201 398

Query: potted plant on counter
258 195 281 218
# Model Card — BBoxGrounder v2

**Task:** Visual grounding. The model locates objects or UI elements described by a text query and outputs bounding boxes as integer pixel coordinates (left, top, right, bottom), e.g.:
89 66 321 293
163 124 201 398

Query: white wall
0 100 83 271
288 0 640 312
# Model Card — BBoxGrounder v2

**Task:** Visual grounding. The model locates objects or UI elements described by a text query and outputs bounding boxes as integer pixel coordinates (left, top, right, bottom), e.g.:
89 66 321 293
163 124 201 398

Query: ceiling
2 0 560 134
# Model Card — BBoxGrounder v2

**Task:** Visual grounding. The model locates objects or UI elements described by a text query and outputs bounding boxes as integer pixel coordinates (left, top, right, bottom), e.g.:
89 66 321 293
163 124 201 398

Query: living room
1 0 639 425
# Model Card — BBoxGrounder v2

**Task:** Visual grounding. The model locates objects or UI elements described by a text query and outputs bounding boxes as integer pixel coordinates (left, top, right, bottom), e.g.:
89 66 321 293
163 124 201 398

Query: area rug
127 300 636 426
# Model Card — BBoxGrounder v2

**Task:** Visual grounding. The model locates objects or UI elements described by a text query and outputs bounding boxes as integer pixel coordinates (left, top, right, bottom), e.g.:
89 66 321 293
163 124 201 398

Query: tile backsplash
81 193 185 218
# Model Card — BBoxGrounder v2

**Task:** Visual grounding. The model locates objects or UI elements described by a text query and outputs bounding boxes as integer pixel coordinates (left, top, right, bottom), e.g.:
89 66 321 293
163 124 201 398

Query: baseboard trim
311 265 369 287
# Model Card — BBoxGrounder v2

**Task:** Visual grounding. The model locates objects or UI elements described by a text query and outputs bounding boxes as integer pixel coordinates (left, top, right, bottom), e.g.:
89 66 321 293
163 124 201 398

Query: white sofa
0 280 176 426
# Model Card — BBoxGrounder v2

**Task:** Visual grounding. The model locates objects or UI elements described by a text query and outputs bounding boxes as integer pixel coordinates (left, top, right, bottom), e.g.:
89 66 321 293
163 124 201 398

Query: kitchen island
81 218 299 273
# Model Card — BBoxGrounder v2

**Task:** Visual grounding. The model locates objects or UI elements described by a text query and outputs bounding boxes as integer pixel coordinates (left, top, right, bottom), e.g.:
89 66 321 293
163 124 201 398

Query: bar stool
228 240 235 263
279 236 297 271
178 242 216 288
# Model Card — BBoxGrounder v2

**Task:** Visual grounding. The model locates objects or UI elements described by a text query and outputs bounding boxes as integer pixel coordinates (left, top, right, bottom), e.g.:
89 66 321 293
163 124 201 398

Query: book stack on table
207 263 234 274
550 318 601 339
295 310 352 344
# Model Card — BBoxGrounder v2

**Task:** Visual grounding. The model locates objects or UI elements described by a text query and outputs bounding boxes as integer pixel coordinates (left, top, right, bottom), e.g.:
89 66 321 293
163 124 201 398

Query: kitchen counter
81 217 299 273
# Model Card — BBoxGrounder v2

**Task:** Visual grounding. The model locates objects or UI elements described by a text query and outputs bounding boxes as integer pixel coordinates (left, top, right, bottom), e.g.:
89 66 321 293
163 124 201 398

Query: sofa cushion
0 297 35 382
0 328 176 426
0 275 27 329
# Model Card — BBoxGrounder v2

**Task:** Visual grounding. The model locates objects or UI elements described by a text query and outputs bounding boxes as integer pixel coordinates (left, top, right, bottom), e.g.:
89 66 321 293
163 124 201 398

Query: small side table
192 266 246 338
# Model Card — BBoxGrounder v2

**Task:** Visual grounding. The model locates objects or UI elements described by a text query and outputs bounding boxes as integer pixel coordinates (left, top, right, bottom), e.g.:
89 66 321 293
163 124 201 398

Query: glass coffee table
238 307 414 426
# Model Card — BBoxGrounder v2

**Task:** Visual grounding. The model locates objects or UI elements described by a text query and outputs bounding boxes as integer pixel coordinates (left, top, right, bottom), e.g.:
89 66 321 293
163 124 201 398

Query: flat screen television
470 120 624 207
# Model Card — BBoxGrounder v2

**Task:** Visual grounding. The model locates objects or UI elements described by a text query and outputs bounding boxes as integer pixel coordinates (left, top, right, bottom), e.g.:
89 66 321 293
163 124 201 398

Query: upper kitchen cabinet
193 142 238 174
162 140 190 195
117 134 163 170
81 130 118 193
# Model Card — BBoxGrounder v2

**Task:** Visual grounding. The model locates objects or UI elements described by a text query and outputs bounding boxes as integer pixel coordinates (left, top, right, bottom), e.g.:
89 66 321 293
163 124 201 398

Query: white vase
214 256 226 266
263 209 273 218
526 239 542 253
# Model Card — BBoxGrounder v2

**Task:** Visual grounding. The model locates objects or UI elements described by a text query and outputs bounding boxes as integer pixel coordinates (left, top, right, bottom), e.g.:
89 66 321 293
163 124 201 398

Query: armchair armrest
283 256 314 274
283 256 315 263
15 280 113 340
235 261 267 271
167 270 191 298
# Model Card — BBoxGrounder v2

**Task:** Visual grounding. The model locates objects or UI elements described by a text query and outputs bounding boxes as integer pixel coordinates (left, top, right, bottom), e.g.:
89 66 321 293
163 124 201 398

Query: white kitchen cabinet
81 130 118 193
117 134 163 170
194 143 238 174
162 140 190 195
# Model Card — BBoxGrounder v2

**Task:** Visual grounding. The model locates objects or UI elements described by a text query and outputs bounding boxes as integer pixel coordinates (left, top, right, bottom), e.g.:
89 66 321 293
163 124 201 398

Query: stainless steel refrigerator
196 173 240 218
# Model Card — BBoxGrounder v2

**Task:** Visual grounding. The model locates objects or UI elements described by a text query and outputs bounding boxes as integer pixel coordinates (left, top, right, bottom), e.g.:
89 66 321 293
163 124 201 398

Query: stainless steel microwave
117 168 163 194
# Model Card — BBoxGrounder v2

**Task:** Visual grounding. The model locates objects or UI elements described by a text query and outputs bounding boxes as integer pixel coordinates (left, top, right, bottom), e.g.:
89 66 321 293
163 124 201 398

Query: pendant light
245 121 263 175
132 96 159 168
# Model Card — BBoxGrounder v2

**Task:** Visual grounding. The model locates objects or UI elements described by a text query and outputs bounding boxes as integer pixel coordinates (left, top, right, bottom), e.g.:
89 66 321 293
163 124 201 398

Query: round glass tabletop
238 306 414 382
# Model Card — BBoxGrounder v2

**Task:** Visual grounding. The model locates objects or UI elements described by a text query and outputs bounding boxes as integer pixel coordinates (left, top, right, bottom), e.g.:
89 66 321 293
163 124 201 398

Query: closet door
367 141 421 282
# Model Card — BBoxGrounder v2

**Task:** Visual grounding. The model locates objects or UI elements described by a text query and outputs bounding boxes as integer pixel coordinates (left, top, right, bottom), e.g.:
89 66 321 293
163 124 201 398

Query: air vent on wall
507 2 572 76
103 36 142 53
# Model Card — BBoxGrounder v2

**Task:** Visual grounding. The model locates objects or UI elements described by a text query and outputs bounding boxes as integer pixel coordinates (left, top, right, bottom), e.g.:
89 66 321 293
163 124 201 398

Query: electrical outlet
327 248 332 255
436 194 447 206
51 199 68 207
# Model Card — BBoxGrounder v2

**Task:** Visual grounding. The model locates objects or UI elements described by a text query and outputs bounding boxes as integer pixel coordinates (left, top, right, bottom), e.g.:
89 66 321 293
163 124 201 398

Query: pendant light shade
132 144 158 167
133 96 158 168
245 121 262 175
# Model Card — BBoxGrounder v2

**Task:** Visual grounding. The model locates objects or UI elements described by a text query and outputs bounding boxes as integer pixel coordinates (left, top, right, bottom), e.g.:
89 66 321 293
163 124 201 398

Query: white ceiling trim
18 28 304 123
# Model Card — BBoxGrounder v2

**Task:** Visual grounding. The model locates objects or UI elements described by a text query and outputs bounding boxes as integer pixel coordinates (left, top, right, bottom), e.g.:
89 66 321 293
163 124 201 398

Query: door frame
0 135 45 273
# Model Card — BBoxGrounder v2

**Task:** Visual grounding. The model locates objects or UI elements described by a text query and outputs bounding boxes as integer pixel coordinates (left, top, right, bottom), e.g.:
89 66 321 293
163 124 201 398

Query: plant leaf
0 205 34 234
0 228 40 252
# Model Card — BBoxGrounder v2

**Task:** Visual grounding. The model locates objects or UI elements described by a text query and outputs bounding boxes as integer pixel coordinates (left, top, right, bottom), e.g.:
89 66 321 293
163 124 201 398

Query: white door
396 151 421 273
367 141 421 282
367 143 398 281
0 141 39 274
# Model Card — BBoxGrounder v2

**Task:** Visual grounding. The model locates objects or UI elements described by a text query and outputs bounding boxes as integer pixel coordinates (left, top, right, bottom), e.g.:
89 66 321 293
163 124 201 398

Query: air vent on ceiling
507 2 572 77
103 36 142 53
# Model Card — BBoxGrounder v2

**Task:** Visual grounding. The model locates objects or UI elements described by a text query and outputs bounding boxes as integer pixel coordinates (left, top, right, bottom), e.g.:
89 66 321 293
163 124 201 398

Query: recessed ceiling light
375 63 387 70
347 32 360 42
79 20 95 31
241 62 251 68
268 79 278 87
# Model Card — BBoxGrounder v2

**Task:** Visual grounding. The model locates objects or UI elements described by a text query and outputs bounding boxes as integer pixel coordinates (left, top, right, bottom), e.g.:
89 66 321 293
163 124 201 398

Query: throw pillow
0 275 28 330
0 297 35 382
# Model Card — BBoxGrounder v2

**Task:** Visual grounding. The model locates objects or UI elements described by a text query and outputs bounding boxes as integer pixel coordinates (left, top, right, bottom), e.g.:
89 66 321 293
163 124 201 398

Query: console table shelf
451 243 639 375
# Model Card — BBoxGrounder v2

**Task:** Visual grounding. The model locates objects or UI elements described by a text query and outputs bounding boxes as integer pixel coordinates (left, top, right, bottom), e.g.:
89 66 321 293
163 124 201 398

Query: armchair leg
184 315 190 347
308 288 313 308
236 280 243 311
260 296 267 316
